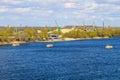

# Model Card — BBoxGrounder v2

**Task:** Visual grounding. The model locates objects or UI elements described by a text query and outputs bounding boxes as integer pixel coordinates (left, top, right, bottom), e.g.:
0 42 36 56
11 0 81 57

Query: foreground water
0 38 120 80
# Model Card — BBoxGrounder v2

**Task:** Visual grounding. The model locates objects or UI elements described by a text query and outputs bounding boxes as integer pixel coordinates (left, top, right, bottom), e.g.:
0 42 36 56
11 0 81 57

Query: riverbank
35 37 109 42
64 37 109 41
0 37 109 46
0 41 27 46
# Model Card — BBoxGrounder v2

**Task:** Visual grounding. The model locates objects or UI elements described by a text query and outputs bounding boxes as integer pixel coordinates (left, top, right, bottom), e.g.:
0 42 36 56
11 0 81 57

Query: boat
46 44 53 48
105 44 113 49
12 43 20 46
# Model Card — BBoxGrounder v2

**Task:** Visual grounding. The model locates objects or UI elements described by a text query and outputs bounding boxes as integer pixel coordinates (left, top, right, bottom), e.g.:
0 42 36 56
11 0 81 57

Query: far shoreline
0 41 27 46
0 37 110 46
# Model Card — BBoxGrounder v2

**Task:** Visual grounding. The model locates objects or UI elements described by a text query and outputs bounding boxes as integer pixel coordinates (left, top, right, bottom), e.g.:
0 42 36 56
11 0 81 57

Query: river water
0 38 120 80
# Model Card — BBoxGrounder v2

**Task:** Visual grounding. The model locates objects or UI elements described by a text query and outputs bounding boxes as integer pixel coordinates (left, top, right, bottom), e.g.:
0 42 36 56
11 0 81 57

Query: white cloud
0 6 32 13
63 0 98 13
47 10 53 14
14 7 32 13
0 0 119 26
64 2 75 8
0 5 53 16
105 0 120 2
84 2 98 10
1 0 22 4
31 9 53 16
0 0 65 5
97 3 120 14
0 6 8 12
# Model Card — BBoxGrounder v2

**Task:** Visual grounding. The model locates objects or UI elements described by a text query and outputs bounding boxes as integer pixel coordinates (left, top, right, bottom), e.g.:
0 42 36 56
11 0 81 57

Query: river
0 38 120 80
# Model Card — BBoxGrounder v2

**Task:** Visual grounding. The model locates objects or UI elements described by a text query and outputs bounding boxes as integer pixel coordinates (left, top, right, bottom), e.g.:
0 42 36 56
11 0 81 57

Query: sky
0 0 120 27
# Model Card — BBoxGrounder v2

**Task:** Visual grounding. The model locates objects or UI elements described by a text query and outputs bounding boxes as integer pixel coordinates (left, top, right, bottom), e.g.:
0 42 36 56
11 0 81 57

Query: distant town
0 25 120 46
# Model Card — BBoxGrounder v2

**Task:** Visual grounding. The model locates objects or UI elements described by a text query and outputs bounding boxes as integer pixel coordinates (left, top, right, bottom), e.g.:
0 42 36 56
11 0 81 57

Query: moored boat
46 44 53 48
12 43 20 46
105 44 113 49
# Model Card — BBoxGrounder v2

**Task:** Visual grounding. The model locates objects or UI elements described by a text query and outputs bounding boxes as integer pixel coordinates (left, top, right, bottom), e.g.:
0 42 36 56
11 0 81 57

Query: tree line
0 26 120 42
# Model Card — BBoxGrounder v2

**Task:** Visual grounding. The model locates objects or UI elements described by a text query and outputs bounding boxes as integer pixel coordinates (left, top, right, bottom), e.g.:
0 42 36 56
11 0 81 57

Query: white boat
46 44 53 48
105 44 113 49
12 43 20 46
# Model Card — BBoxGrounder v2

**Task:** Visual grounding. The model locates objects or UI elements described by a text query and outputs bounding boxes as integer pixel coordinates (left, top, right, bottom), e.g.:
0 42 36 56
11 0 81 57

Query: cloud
64 2 75 8
0 0 65 6
0 5 53 15
0 0 119 26
0 6 8 12
63 0 98 12
105 0 120 2
14 7 32 13
0 6 32 13
96 3 120 14
1 0 22 4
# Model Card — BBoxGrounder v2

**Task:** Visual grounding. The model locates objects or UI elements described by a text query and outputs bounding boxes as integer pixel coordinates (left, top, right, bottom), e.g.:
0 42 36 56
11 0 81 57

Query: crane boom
54 20 61 32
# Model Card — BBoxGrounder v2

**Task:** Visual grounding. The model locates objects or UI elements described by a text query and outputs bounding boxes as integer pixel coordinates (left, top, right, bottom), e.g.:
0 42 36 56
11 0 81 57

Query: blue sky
0 0 120 27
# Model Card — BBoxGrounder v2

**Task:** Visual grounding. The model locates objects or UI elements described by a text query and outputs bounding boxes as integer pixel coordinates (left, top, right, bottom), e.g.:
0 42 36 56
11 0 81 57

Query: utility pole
93 21 96 31
82 20 86 31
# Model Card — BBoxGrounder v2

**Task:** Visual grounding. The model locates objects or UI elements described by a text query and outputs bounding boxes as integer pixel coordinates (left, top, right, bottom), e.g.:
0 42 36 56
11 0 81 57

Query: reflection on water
0 38 120 80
